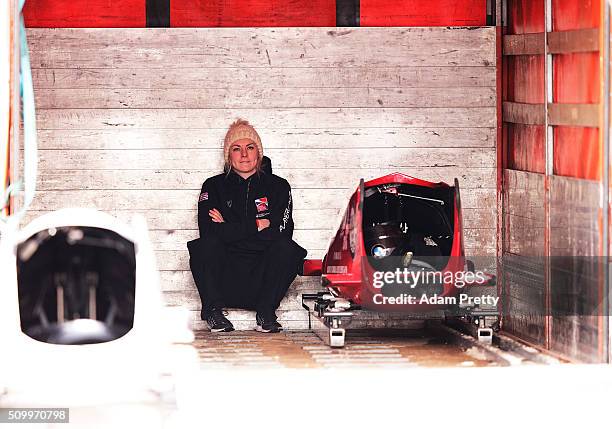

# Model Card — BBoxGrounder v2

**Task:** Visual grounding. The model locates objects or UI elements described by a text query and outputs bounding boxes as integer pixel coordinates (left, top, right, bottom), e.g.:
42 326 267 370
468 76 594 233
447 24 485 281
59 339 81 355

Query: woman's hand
209 208 225 223
256 219 270 231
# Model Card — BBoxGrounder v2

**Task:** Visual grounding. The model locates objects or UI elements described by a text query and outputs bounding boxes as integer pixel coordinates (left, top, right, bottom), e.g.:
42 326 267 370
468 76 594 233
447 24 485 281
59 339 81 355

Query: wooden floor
193 328 502 369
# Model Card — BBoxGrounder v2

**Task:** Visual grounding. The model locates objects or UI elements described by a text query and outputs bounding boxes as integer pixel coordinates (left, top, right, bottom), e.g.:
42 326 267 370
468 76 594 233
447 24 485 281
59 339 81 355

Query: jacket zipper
245 177 251 217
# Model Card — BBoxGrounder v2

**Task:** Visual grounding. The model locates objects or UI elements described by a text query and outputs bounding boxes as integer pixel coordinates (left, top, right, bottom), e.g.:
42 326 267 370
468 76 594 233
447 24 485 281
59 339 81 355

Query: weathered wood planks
33 128 495 150
35 108 496 129
32 147 495 170
34 87 496 109
28 27 495 68
32 168 496 190
26 189 497 211
32 67 495 89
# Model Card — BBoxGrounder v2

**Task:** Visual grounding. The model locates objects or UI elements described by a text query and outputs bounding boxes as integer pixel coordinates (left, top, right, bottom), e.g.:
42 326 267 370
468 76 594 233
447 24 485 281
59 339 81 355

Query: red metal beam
360 0 487 26
23 0 145 28
170 0 336 27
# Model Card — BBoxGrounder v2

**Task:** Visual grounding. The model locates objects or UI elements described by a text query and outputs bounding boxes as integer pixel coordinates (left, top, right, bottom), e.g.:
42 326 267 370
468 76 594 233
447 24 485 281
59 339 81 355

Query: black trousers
188 234 306 318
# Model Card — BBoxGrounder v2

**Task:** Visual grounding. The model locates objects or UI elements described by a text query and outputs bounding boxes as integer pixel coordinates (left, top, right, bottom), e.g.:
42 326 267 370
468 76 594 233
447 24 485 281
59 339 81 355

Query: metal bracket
446 303 500 344
301 292 357 347
478 328 494 344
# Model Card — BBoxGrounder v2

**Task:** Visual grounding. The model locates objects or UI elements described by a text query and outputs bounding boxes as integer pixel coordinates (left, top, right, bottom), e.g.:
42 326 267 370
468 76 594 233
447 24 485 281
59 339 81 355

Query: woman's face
229 138 259 175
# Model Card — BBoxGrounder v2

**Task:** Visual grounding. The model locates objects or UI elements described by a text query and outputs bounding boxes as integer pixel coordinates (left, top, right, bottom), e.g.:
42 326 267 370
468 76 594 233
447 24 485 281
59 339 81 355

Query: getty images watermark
370 267 499 306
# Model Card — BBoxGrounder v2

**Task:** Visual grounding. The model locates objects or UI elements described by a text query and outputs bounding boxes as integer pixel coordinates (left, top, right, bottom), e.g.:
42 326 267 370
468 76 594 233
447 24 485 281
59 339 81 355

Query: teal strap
1 0 37 223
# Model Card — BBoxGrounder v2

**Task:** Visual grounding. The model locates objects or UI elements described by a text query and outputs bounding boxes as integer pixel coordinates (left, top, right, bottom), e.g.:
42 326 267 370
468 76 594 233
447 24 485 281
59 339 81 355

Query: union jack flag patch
199 192 209 202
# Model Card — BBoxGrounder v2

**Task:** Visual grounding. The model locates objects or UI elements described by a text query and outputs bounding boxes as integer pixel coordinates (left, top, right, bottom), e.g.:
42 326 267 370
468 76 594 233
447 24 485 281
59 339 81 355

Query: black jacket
197 167 295 245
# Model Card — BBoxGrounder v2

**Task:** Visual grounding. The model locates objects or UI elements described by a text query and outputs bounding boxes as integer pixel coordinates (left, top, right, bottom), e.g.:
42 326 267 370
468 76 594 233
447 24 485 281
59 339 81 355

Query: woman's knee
188 234 225 259
202 232 226 250
268 237 299 257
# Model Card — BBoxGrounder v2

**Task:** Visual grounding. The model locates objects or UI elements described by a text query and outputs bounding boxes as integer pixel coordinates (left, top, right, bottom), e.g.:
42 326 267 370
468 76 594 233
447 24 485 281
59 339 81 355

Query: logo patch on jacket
255 197 269 213
199 192 208 202
226 200 232 208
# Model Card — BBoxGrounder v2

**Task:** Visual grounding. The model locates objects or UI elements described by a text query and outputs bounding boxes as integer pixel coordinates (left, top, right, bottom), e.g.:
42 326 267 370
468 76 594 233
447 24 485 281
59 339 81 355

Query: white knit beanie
223 119 263 165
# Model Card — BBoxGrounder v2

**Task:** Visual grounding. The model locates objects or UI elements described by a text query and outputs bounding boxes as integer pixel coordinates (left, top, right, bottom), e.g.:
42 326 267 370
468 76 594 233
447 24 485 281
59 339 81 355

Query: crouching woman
187 119 307 333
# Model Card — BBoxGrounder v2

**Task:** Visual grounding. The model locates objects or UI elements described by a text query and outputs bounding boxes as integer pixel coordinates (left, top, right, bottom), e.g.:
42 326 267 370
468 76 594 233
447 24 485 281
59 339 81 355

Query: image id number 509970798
0 408 69 423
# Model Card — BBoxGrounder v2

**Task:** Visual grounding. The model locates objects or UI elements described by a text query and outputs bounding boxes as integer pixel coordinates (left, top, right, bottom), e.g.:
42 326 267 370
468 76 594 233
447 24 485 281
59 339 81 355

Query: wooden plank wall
24 27 497 329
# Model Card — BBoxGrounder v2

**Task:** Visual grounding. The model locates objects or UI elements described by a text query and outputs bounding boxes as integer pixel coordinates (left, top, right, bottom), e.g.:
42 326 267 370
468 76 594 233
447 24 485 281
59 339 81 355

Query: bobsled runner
301 173 497 347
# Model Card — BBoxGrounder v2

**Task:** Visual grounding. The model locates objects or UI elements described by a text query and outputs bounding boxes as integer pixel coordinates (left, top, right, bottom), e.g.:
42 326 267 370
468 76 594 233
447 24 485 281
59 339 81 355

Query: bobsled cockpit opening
16 226 136 345
363 183 455 272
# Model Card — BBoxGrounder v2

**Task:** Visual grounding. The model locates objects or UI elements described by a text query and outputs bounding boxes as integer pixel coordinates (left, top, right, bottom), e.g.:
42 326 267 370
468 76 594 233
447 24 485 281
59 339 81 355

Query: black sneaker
255 312 282 333
204 308 234 333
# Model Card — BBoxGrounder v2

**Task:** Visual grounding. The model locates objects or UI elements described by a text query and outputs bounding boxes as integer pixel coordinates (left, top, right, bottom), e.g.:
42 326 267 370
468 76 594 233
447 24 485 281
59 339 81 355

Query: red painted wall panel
507 56 544 103
360 0 486 27
554 54 599 104
23 0 145 28
507 124 546 173
505 54 545 173
552 0 600 31
507 0 545 34
552 0 601 180
171 0 336 27
554 128 600 181
505 0 545 173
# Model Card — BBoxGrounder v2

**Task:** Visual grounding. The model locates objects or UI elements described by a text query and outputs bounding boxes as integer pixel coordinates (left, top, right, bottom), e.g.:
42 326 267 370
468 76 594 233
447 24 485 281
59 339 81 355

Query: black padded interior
17 226 136 345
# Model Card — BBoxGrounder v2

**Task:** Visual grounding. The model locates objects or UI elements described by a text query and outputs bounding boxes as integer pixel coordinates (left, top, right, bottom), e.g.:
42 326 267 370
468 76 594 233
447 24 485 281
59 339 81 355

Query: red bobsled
302 173 493 345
